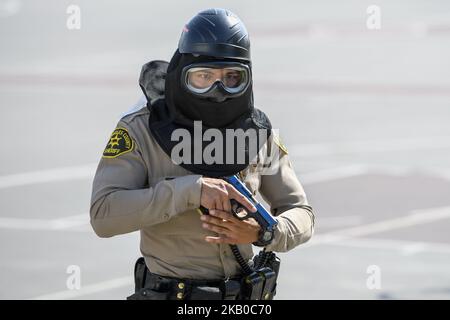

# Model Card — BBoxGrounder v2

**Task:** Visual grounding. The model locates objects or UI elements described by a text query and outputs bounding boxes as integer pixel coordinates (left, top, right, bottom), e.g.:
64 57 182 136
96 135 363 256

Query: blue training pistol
223 175 278 232
198 175 278 245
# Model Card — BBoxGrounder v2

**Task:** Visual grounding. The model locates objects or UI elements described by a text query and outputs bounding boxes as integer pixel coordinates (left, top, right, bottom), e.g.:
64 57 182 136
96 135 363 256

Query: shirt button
178 282 185 289
176 292 183 299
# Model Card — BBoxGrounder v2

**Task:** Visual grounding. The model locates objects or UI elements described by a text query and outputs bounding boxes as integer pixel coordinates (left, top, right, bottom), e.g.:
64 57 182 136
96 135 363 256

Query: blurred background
1 0 449 299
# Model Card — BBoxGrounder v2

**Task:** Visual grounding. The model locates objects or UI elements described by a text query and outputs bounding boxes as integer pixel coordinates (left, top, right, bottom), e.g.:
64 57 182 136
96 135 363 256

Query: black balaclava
144 51 272 177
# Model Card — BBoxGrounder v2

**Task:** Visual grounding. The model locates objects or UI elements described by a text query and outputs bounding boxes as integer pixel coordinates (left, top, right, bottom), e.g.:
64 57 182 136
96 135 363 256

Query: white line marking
0 164 97 189
299 165 369 184
308 205 450 246
0 163 368 190
325 237 450 255
299 164 450 184
400 242 428 256
31 276 133 300
0 213 89 231
318 215 363 228
290 136 450 158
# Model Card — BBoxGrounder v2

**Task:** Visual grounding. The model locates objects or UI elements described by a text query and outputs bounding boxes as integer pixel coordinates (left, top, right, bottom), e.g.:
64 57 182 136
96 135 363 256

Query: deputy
90 8 314 300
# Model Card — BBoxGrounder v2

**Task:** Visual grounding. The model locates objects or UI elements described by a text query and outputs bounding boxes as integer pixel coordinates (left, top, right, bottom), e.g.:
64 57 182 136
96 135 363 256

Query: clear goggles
182 62 251 95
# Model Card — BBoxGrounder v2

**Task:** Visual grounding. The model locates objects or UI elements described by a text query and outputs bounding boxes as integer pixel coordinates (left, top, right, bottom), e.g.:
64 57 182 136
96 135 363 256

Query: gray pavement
1 0 449 299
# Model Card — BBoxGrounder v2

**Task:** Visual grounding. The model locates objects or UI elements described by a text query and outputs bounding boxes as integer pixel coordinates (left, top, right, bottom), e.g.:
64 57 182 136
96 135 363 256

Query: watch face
263 231 272 241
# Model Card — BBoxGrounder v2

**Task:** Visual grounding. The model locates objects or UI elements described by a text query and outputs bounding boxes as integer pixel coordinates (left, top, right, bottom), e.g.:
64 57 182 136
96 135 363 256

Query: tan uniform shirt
90 102 314 280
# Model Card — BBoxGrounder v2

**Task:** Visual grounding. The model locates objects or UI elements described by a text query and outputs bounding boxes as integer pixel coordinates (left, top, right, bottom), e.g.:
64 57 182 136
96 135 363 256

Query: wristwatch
253 228 275 247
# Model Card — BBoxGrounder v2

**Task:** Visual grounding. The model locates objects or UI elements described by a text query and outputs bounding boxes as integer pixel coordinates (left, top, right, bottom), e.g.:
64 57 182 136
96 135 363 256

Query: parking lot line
308 206 450 246
31 276 133 300
0 213 88 231
0 164 97 189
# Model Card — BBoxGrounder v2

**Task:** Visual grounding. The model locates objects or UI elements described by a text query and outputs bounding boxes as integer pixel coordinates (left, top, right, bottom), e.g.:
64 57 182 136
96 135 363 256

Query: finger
222 199 231 213
214 198 224 211
201 218 235 233
225 184 256 213
204 235 238 244
209 209 239 224
203 200 215 211
201 212 235 229
204 235 226 243
202 222 232 236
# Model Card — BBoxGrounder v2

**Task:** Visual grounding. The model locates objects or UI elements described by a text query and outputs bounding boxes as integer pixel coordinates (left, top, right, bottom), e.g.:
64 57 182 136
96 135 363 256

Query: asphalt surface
0 0 449 299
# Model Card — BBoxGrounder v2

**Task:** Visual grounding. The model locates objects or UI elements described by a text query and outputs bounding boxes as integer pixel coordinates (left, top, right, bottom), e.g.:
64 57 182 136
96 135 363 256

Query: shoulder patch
102 127 134 158
273 134 288 155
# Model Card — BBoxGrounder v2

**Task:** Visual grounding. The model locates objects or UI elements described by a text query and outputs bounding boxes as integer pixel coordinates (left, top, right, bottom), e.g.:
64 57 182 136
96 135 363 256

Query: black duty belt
127 257 241 300
127 257 279 300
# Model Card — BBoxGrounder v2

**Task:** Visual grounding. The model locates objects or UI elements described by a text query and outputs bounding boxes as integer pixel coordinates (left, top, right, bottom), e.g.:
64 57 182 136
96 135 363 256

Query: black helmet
178 8 250 61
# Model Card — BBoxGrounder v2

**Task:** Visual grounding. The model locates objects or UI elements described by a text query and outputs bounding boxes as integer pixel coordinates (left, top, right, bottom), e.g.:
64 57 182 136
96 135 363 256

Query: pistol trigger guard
229 199 247 221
